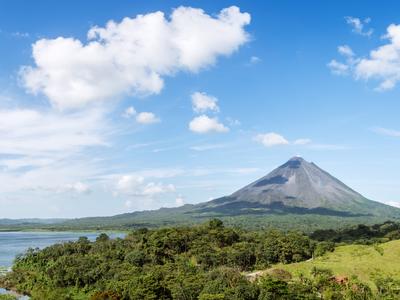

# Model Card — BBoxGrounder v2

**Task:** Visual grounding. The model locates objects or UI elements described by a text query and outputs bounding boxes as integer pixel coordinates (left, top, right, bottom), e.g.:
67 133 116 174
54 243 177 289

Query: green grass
271 240 400 290
0 267 7 276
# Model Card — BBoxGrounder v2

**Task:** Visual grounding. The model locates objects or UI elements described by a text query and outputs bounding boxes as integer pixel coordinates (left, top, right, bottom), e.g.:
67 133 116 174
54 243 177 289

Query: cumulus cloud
122 107 159 124
114 174 175 198
191 92 219 113
345 16 373 37
20 6 250 109
254 132 289 147
189 115 229 133
329 24 400 90
136 112 160 124
355 24 400 90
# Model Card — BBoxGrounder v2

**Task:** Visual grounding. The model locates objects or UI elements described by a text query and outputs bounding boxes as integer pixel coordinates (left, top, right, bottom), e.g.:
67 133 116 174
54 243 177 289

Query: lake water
0 231 125 299
0 231 125 267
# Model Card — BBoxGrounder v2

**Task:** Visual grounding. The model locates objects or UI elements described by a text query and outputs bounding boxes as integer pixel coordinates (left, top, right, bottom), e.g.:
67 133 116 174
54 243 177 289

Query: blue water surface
0 231 125 267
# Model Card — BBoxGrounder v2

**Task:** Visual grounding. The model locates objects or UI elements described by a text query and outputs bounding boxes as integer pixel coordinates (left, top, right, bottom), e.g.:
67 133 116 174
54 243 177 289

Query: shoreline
0 287 29 299
0 268 29 299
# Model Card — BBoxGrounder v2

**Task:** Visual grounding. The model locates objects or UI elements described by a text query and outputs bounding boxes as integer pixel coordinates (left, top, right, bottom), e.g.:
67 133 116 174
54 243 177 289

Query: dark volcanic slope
233 157 366 209
194 157 399 218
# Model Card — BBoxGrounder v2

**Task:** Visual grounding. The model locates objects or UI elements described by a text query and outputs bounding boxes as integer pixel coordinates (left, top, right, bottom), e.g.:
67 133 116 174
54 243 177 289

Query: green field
272 240 400 290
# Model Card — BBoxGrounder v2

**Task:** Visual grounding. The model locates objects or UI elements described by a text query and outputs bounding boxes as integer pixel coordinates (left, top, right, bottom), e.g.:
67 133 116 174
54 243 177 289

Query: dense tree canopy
1 220 400 299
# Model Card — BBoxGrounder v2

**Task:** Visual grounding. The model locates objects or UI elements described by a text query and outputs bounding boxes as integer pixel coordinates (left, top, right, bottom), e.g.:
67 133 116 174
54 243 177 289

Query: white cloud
255 134 336 149
329 24 400 90
122 107 159 124
189 115 229 133
338 45 354 57
191 92 219 113
293 138 312 145
355 24 400 90
254 132 289 147
114 174 175 198
142 182 175 196
21 6 250 109
328 45 356 76
64 182 91 194
122 106 136 118
0 107 113 199
136 112 160 124
0 108 106 158
373 127 400 137
345 16 373 37
328 60 349 75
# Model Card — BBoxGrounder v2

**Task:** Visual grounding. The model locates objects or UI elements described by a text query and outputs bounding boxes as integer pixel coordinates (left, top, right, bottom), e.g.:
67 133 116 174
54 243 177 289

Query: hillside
271 240 400 290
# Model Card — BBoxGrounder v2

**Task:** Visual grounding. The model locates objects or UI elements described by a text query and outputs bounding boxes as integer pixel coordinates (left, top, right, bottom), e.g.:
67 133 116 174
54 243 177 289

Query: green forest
1 220 400 299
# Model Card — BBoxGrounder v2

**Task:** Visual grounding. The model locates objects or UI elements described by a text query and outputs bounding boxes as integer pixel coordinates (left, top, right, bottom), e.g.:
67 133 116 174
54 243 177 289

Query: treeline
311 221 400 244
0 219 400 299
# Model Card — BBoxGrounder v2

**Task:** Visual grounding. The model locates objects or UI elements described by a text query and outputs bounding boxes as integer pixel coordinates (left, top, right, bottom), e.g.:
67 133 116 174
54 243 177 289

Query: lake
0 231 125 267
0 231 125 299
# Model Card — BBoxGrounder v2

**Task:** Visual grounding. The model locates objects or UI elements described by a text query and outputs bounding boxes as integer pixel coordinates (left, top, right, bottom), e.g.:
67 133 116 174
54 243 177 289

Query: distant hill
0 218 66 227
53 157 400 231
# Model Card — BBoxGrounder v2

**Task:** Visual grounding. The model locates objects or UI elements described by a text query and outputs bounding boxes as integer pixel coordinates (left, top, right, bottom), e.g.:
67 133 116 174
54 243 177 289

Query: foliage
311 221 400 244
1 220 315 299
0 295 17 300
1 219 400 299
274 239 400 293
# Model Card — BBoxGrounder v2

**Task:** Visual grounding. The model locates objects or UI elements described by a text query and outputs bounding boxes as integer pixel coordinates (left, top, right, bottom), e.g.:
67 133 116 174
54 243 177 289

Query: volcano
54 157 400 231
191 156 399 218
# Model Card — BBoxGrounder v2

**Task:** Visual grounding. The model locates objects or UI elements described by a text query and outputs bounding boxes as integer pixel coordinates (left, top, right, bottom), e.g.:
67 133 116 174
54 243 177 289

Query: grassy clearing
272 239 400 290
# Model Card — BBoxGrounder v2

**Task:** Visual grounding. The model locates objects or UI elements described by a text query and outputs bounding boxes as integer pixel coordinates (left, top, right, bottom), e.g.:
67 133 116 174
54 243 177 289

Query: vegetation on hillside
1 220 400 299
273 239 400 295
2 212 399 233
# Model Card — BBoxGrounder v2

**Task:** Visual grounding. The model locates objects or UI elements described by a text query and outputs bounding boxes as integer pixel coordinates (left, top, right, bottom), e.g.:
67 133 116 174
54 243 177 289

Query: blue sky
1 0 400 218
